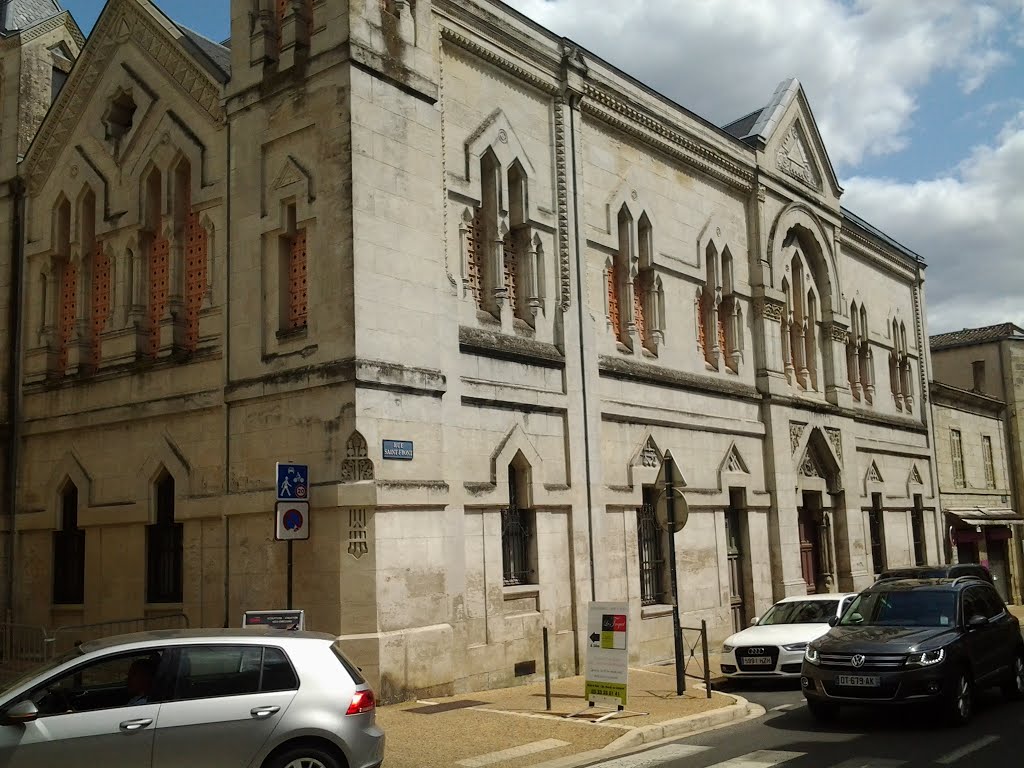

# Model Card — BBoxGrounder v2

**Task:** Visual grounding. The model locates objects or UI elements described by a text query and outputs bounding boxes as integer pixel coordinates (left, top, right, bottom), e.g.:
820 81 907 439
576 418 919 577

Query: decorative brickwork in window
89 244 110 369
697 293 707 358
717 311 727 361
467 209 483 307
148 235 169 357
57 259 77 373
275 0 287 50
183 210 208 352
503 231 518 313
607 263 620 335
633 275 645 343
288 228 308 330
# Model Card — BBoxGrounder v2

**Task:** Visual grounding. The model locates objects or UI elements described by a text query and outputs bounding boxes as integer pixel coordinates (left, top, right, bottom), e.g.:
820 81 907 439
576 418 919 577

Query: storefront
946 508 1024 604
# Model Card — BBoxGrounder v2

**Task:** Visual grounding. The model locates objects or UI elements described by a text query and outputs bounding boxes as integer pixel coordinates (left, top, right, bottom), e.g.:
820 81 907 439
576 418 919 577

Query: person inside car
125 657 159 705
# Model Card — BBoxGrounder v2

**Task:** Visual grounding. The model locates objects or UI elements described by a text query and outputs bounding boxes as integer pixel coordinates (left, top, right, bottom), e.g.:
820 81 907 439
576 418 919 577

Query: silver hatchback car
0 627 384 768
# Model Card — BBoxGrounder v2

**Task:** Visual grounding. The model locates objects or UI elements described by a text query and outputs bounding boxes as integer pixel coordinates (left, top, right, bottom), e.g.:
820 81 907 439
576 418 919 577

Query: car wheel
944 670 973 726
1002 651 1024 701
806 699 839 723
265 745 342 768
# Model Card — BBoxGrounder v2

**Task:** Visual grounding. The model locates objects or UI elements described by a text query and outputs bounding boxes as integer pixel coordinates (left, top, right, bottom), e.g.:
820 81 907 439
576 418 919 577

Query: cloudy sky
67 0 1023 333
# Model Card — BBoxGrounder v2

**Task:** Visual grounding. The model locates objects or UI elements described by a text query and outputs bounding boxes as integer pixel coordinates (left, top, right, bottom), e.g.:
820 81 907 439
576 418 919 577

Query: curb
605 689 756 751
528 689 764 768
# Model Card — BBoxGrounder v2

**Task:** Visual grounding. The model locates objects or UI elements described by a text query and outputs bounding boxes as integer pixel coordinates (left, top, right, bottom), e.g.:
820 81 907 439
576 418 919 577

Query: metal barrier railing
680 620 713 698
0 613 190 683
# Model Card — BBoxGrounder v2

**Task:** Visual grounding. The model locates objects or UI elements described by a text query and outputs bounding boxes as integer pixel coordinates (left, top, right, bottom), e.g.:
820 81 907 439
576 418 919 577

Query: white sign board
275 501 310 541
584 601 629 708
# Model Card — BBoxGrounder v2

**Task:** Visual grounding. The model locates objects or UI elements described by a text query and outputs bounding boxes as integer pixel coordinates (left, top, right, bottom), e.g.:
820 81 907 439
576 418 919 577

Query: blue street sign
382 440 414 461
276 463 309 501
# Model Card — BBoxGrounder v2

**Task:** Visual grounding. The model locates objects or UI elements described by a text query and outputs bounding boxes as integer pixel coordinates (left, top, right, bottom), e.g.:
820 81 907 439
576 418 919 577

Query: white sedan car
720 592 859 679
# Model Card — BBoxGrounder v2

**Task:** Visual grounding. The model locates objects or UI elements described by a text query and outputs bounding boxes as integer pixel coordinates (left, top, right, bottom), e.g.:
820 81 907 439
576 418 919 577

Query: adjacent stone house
0 0 942 701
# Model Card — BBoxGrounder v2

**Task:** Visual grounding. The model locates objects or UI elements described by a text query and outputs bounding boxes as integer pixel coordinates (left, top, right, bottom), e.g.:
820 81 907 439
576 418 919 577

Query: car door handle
119 718 153 732
250 706 281 719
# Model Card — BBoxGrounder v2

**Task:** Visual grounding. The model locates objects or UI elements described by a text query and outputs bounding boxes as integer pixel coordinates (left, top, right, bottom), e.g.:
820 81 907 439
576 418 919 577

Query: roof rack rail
951 575 985 586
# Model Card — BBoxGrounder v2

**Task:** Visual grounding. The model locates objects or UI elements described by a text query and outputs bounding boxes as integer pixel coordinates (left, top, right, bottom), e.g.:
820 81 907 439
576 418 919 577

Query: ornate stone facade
0 0 943 702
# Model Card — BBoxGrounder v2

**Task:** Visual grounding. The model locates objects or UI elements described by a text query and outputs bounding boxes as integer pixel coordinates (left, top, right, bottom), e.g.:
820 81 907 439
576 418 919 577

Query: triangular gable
732 78 842 201
799 447 827 479
720 443 749 475
866 461 884 484
22 0 224 195
909 465 923 486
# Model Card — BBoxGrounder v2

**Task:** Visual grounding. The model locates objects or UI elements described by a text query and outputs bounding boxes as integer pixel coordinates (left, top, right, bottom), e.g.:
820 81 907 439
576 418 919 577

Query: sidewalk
376 663 754 768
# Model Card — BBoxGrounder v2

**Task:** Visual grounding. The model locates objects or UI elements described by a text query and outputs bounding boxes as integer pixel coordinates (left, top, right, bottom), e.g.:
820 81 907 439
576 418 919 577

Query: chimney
972 360 986 393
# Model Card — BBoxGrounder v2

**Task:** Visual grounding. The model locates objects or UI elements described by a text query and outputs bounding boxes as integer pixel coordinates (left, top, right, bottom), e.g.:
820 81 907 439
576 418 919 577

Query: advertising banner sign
584 601 629 708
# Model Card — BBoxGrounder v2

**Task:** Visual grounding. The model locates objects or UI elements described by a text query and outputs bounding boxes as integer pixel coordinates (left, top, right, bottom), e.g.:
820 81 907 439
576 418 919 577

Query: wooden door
798 508 820 594
725 509 746 632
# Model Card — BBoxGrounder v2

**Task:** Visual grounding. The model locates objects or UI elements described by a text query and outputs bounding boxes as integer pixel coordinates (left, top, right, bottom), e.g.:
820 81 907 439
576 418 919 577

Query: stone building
931 324 1024 602
929 380 1021 603
0 0 942 700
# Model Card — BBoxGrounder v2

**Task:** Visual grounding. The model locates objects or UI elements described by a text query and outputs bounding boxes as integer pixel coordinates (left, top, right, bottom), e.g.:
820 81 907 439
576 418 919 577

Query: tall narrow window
859 306 873 405
278 204 308 333
847 301 861 400
501 462 535 586
702 243 718 368
720 249 740 372
868 493 887 575
613 206 632 346
950 429 965 488
147 473 183 604
781 240 823 393
505 161 531 324
145 170 168 357
177 161 208 352
635 214 659 354
474 151 501 319
55 199 74 374
83 189 109 371
982 436 996 489
52 483 85 605
637 486 666 606
911 494 926 567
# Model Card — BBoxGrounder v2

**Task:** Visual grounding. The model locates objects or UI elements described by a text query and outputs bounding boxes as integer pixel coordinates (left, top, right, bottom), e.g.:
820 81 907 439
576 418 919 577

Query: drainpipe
6 176 26 621
913 257 943 563
222 118 232 629
567 95 596 604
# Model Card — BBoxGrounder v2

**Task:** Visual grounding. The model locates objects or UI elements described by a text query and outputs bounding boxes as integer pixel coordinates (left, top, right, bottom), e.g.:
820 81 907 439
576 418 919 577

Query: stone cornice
840 226 918 280
581 86 754 193
438 25 560 96
22 0 224 196
598 355 761 402
459 325 565 368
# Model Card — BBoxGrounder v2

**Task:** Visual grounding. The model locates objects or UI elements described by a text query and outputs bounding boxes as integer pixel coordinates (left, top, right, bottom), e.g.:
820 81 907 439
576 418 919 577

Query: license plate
743 656 773 666
836 674 880 687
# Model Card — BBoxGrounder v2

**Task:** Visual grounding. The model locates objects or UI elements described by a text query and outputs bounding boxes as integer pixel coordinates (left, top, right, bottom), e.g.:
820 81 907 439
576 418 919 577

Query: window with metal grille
982 436 995 489
637 487 666 606
501 465 534 586
950 429 965 488
147 474 183 604
53 484 85 605
869 493 887 575
180 168 208 353
911 494 926 566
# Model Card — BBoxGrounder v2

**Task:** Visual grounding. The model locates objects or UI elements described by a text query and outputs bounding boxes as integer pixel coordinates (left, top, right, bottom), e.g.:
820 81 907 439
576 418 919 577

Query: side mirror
828 615 840 627
749 617 759 626
967 614 988 629
2 701 39 726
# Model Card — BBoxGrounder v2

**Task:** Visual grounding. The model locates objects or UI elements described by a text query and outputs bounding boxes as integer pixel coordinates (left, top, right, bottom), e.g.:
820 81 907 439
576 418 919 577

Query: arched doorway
795 429 844 593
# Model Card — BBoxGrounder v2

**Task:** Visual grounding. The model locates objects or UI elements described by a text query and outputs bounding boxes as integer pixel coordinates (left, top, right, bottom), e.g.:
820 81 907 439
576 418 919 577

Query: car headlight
722 644 735 653
907 648 945 667
783 642 808 652
804 646 820 665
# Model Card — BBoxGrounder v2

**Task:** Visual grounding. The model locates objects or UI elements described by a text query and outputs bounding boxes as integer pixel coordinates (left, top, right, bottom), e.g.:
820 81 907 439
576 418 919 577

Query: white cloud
504 0 1016 168
843 111 1024 333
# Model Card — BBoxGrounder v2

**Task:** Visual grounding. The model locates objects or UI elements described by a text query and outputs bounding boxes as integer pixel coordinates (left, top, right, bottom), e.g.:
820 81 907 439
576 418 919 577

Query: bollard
543 626 552 711
701 620 711 699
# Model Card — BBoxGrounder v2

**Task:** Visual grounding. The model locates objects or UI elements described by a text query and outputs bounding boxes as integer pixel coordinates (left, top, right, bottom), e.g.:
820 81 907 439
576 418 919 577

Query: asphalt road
588 679 1024 767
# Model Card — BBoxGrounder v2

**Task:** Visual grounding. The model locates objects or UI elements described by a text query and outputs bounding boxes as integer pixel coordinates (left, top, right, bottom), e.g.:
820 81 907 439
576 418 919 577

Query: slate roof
176 25 231 82
0 0 62 34
722 78 801 148
931 323 1024 351
840 206 924 265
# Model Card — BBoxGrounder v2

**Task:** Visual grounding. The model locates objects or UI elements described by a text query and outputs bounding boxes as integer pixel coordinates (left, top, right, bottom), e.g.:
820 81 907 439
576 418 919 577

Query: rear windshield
841 590 957 627
330 641 366 684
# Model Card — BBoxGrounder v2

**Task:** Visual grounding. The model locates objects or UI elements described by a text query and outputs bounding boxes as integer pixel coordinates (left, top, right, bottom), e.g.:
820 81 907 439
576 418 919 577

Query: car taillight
346 689 376 715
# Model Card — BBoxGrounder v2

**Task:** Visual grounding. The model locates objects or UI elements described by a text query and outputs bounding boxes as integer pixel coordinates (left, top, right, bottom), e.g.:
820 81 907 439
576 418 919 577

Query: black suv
802 577 1024 725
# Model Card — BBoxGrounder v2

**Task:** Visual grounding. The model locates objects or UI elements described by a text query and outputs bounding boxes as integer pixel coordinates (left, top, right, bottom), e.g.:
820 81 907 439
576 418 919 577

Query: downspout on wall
222 118 232 628
6 177 26 620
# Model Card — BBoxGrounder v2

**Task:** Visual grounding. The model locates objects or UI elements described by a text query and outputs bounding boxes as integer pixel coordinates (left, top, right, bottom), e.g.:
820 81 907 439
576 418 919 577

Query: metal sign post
275 463 311 611
658 450 688 696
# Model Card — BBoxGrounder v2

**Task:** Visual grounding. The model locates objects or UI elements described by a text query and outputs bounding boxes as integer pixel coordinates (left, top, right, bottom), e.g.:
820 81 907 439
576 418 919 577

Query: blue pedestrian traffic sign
276 463 309 502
